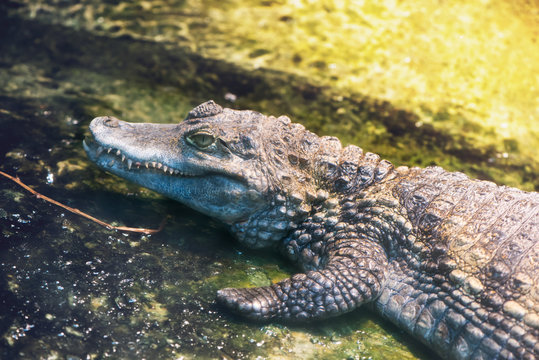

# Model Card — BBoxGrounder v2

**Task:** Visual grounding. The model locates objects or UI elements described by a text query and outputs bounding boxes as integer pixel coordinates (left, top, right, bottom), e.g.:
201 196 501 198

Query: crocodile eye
187 133 215 149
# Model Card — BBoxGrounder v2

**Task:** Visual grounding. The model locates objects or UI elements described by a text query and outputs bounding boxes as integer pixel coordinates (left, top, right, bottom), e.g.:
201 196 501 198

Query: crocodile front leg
217 235 388 321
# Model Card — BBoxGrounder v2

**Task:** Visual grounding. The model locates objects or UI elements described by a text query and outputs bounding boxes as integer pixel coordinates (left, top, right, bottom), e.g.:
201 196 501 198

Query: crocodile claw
217 287 279 321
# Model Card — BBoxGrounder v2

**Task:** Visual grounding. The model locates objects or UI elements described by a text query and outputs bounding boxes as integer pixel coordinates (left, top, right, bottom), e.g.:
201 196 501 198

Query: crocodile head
84 101 323 247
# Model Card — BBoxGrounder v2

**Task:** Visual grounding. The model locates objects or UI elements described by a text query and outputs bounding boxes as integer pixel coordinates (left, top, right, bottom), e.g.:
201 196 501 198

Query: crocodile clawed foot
216 287 279 321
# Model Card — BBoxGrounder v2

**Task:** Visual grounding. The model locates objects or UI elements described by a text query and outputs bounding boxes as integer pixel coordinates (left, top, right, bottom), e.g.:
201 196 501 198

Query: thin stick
0 170 167 234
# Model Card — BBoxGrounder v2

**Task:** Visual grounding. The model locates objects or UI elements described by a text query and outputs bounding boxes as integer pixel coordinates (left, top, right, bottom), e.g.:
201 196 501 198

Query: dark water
3 2 533 359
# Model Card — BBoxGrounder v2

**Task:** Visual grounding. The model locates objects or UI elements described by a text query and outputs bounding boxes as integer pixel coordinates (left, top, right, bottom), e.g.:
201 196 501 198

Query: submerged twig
0 170 167 234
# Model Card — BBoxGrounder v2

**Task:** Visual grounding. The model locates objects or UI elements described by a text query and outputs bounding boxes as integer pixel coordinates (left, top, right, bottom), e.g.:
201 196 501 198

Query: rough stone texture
85 101 539 360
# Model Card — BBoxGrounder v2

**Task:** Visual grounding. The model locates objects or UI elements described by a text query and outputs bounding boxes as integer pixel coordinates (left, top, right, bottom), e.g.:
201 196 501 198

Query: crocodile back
375 166 539 359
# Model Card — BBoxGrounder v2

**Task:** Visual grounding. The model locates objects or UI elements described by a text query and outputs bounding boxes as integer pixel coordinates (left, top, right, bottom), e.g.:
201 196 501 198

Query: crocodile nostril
103 117 120 128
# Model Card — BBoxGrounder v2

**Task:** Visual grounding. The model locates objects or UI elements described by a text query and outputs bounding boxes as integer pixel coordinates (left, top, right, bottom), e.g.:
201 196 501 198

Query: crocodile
83 101 539 360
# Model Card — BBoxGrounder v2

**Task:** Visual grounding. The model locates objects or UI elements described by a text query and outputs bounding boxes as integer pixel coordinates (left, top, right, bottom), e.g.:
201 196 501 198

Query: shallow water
0 1 536 359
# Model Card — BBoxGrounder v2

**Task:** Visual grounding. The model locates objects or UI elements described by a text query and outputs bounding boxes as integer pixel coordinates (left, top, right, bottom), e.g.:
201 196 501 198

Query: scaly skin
84 101 538 360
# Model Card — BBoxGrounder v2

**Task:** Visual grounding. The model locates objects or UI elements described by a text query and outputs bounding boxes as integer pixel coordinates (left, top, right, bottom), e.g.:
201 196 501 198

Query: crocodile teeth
98 150 181 175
